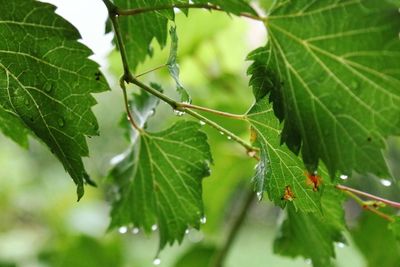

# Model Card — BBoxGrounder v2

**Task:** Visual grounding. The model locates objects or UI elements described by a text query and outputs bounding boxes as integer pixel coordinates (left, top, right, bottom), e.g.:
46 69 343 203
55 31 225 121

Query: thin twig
120 78 142 132
336 184 400 209
116 3 266 22
178 102 246 120
341 190 394 222
136 64 167 78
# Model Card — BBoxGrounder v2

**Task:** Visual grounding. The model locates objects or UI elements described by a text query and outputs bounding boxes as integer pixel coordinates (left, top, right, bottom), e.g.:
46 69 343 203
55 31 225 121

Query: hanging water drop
200 216 207 224
336 242 345 248
199 120 206 126
173 109 185 116
58 118 65 127
305 259 312 265
227 136 232 140
219 131 224 135
149 110 155 116
151 224 158 231
118 226 128 234
339 174 348 180
380 179 392 187
153 258 161 266
132 227 140 235
256 191 263 201
185 229 190 235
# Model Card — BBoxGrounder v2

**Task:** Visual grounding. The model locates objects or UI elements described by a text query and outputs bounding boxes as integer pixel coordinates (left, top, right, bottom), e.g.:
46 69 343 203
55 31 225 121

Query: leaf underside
0 0 109 198
254 0 400 178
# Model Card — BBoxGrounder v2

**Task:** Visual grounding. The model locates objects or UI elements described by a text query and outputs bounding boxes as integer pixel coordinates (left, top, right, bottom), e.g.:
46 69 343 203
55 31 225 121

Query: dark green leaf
352 213 400 267
109 120 212 249
0 0 109 199
274 186 346 267
255 0 400 177
389 216 400 241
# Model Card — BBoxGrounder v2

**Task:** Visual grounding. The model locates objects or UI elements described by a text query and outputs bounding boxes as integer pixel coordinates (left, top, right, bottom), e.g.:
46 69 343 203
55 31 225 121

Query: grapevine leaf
256 0 400 177
274 186 346 267
167 26 191 103
113 0 256 70
0 0 109 199
247 97 322 212
352 213 400 267
109 108 212 249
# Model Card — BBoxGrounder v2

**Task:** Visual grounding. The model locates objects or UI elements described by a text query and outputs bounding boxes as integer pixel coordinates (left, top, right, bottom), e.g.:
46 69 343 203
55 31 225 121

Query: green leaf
274 185 346 267
0 0 109 199
173 244 217 267
352 213 400 267
247 97 322 212
109 118 212 249
113 0 256 70
256 0 400 177
389 216 400 241
167 26 191 103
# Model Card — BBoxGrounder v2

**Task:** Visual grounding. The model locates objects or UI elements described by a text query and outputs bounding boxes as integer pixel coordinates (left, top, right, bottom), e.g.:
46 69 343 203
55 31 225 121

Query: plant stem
177 102 246 120
129 78 259 158
120 78 142 132
116 3 266 22
341 190 394 222
136 64 167 78
211 189 256 267
336 184 400 209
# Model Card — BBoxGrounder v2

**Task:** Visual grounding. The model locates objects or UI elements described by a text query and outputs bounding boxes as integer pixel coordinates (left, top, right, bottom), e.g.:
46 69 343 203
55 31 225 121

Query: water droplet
118 226 128 234
380 179 392 187
200 216 207 224
199 121 206 126
305 259 312 265
44 82 53 93
151 224 158 231
339 174 348 180
336 242 345 248
58 118 65 127
173 109 185 116
132 227 140 234
185 229 190 235
219 131 224 135
256 191 263 201
350 81 359 90
149 110 155 116
153 258 161 266
227 136 232 140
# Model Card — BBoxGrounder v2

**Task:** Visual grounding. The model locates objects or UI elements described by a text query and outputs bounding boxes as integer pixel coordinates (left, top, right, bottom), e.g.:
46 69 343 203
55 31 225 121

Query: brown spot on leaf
281 185 295 201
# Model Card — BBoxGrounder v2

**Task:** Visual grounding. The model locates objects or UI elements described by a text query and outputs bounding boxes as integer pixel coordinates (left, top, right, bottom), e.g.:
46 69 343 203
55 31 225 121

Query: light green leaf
112 0 256 70
274 186 346 267
109 119 212 249
256 0 400 177
167 26 191 103
247 97 322 212
0 0 109 199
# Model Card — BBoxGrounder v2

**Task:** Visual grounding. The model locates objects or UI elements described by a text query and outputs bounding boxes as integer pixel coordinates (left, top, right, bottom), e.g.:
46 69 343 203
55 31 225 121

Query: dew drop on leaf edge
339 174 348 180
153 258 161 266
151 224 158 231
118 226 128 234
200 216 207 224
132 227 139 235
380 179 392 187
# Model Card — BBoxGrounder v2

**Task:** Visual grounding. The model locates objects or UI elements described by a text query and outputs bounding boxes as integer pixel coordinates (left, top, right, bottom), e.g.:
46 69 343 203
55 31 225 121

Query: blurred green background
1 2 400 267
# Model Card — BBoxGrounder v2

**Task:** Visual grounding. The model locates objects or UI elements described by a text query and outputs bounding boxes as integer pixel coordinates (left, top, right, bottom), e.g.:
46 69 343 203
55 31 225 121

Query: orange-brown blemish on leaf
250 127 257 143
305 171 322 192
281 185 295 201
